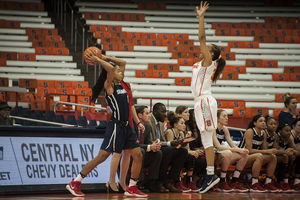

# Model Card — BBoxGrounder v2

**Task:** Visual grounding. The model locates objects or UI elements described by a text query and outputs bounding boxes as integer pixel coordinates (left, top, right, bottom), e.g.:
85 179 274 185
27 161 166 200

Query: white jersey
191 60 217 99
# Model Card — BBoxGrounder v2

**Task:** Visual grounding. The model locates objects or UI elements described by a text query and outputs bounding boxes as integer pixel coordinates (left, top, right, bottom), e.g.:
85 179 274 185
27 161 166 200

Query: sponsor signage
0 137 111 185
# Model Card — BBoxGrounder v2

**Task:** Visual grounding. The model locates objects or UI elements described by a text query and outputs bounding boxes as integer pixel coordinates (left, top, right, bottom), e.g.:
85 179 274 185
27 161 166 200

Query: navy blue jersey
277 132 288 150
291 130 300 147
105 83 129 121
170 128 183 140
239 128 264 149
216 128 225 144
265 130 275 149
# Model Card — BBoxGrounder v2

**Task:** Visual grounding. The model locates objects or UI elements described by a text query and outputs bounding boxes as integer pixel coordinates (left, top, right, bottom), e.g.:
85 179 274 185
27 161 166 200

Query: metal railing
10 115 79 127
52 101 105 116
64 0 74 44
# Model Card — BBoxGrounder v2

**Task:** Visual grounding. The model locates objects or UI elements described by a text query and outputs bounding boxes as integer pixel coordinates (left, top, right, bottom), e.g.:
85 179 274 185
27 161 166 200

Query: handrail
75 16 85 65
226 126 246 132
10 115 80 127
53 101 105 116
64 0 74 44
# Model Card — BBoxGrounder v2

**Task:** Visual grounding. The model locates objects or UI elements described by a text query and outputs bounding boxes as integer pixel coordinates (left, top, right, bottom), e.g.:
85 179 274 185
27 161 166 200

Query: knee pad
201 130 214 149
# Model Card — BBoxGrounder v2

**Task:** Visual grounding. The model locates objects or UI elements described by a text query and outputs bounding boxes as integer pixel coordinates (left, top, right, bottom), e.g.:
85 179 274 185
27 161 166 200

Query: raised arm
102 55 126 76
196 1 211 67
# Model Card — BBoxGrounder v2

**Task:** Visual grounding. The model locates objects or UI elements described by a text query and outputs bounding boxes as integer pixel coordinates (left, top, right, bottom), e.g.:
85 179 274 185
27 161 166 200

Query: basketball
83 46 102 65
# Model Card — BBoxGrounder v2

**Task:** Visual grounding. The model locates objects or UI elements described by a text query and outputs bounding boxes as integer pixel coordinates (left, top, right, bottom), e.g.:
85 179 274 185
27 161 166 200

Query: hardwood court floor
1 192 300 200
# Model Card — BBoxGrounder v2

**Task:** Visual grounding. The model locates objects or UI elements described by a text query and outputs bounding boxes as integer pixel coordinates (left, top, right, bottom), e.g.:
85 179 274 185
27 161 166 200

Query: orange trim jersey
191 60 217 99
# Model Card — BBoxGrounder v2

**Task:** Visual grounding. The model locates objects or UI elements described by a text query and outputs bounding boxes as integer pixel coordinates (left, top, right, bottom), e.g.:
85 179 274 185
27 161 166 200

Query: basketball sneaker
276 182 292 193
175 181 192 192
264 182 282 192
199 174 220 194
124 185 148 197
293 183 300 192
66 178 84 196
249 182 267 193
185 181 200 192
229 181 249 192
217 182 234 192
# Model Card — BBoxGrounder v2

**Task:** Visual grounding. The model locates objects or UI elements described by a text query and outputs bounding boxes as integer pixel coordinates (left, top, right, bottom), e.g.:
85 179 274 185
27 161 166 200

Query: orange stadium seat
292 30 300 36
178 39 194 46
222 72 238 80
284 66 300 73
275 93 285 102
241 22 257 29
26 28 43 35
52 48 69 55
244 41 259 48
268 36 285 43
161 39 177 46
13 2 29 10
228 41 245 48
166 64 180 72
60 95 75 103
151 2 166 10
188 52 201 59
0 77 8 87
281 17 297 24
251 107 269 117
42 28 58 35
136 70 153 78
111 32 127 38
256 23 272 29
102 43 119 51
146 39 162 46
117 38 132 45
276 29 292 36
217 100 228 108
273 108 285 118
261 29 277 36
72 81 89 89
288 24 300 29
178 58 193 66
157 33 173 40
74 88 92 96
230 28 246 36
126 32 141 39
48 41 65 48
245 29 261 36
212 22 228 29
293 94 300 102
118 44 134 51
19 53 36 61
25 93 34 102
0 19 5 28
32 41 48 48
37 87 55 96
172 52 188 59
35 47 52 55
107 25 122 32
0 1 13 9
94 31 110 39
55 80 72 89
219 46 231 54
132 38 147 46
141 33 156 39
90 25 106 33
101 37 117 44
17 92 26 102
116 13 131 21
228 23 242 29
174 33 189 40
28 34 44 42
56 88 73 95
271 23 287 29
6 92 17 102
262 60 278 68
29 2 44 11
130 13 145 22
77 96 92 112
265 17 280 23
37 80 54 88
85 12 100 20
272 73 290 81
138 2 152 10
5 20 20 29
0 52 17 60
228 100 245 109
184 46 200 52
148 63 167 70
289 73 300 82
152 70 169 78
230 65 246 74
215 28 231 36
221 52 236 60
31 100 45 111
0 58 6 66
254 35 271 43
45 35 61 41
246 59 262 67
175 77 191 86
168 45 184 52
19 78 37 89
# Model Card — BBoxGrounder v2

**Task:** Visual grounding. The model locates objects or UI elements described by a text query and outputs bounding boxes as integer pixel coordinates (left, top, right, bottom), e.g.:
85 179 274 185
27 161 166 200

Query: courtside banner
0 137 111 185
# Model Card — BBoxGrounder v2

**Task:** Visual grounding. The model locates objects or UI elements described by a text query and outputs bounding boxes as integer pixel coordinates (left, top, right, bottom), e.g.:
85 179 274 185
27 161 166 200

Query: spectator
290 118 300 191
146 102 187 193
239 115 281 192
213 110 249 192
164 111 200 192
278 92 298 125
0 102 13 125
175 105 191 137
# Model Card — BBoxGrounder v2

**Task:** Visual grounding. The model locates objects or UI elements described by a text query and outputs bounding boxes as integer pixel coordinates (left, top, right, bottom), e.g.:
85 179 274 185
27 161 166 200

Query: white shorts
194 95 217 132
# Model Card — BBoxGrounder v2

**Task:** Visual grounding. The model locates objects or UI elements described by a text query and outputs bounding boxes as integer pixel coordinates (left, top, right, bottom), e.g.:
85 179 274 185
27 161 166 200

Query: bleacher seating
75 0 300 118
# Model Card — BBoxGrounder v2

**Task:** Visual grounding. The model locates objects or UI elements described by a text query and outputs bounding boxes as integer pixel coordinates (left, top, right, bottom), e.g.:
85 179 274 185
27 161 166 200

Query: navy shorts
100 119 139 154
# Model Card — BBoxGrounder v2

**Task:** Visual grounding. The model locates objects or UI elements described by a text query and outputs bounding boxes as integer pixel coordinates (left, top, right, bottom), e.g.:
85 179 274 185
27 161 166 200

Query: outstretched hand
85 53 100 65
196 1 209 18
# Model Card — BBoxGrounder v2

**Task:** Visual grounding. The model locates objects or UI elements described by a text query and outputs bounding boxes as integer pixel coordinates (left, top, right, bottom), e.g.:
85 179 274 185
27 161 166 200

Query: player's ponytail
211 44 226 83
